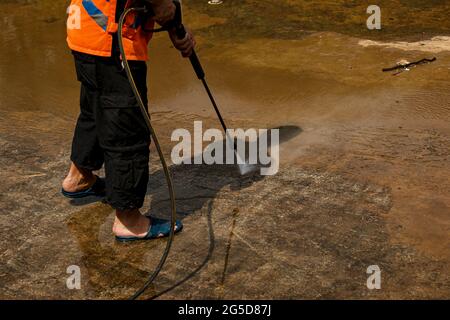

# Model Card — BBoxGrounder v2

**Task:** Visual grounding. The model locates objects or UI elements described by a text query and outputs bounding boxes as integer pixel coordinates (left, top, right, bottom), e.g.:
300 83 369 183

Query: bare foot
113 209 151 238
62 162 96 192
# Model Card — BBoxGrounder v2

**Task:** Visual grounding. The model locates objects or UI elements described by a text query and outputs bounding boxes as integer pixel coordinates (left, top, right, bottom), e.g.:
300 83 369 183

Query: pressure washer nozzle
237 163 259 176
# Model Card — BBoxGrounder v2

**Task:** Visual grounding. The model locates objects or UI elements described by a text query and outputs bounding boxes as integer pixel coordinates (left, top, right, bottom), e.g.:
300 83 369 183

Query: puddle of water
186 0 450 42
0 2 76 115
1 0 449 121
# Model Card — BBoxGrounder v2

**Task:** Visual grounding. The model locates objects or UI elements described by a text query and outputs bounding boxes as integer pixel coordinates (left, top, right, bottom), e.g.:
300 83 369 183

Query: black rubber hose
118 7 177 301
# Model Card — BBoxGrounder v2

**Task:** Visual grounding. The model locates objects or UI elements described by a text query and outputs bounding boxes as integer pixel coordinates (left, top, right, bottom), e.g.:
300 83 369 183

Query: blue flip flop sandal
61 175 106 199
115 217 183 243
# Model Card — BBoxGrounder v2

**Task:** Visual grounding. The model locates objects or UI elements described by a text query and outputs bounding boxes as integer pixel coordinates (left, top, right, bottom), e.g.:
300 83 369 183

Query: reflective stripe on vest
82 0 108 31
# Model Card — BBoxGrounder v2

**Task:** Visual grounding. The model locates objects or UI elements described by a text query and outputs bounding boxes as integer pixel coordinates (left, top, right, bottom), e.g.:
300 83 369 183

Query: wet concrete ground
0 1 449 299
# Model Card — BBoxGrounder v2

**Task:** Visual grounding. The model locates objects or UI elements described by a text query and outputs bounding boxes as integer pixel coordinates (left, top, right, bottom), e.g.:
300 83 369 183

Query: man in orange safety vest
62 0 195 241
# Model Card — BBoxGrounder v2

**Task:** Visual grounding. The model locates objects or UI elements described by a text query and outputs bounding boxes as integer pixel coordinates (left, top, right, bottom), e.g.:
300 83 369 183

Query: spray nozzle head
237 163 260 176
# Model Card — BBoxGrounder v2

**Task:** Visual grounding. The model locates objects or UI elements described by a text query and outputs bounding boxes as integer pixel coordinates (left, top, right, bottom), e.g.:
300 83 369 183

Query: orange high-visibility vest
66 0 154 61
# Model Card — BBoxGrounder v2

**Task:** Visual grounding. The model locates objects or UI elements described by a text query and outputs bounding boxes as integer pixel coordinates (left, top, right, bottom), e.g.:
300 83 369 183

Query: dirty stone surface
1 110 448 299
0 0 449 299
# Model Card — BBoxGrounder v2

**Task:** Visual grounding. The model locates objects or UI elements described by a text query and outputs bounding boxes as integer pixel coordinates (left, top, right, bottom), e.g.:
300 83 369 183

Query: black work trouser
70 50 150 211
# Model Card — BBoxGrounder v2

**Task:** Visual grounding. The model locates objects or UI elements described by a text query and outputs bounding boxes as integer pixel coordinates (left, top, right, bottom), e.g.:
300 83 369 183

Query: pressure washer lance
119 1 256 300
170 0 257 176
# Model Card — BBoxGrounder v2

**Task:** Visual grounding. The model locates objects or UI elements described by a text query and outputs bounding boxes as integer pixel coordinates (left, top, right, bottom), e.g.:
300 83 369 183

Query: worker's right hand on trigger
149 0 176 26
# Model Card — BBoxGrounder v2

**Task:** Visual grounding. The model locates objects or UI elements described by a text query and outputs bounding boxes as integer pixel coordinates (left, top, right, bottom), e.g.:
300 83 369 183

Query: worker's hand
169 27 196 58
150 0 176 26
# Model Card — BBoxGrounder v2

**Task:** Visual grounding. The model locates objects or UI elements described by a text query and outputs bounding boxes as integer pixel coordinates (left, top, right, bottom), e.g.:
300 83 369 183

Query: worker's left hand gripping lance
172 0 205 80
